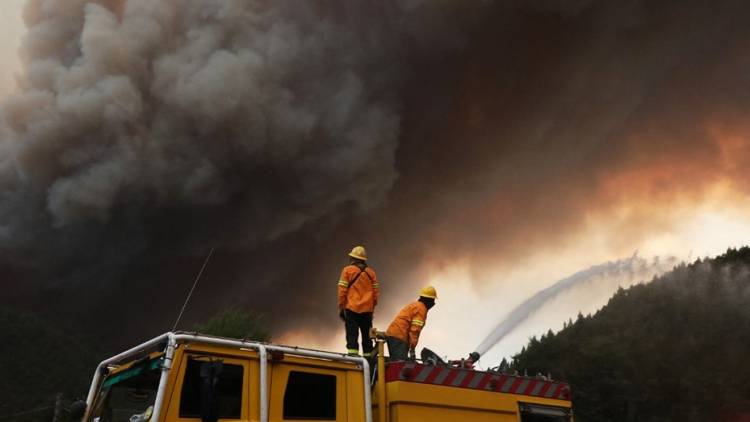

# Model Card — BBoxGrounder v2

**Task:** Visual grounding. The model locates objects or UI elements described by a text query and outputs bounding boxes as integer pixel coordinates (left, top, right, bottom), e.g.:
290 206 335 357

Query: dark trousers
386 336 409 360
344 310 373 355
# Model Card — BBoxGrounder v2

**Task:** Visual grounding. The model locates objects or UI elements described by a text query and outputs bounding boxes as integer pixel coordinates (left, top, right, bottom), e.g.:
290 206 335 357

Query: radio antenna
172 247 215 332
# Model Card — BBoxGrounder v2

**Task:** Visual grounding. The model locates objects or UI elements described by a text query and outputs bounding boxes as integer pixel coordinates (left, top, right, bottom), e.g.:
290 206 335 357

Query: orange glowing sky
279 189 750 363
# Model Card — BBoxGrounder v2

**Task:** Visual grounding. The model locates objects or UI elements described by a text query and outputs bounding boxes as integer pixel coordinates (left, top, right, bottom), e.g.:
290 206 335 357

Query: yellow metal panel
149 341 573 422
248 355 261 422
162 349 252 422
267 355 360 371
268 363 348 422
179 343 259 360
390 403 518 422
160 343 365 422
346 370 365 422
177 342 360 372
386 381 572 414
158 346 184 422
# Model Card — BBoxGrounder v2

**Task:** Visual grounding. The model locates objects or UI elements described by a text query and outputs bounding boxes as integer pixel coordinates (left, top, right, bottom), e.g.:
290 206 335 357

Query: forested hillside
4 248 750 421
0 307 101 421
511 247 750 422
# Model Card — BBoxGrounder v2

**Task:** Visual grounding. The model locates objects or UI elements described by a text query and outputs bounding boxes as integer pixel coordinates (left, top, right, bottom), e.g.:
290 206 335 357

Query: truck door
164 354 252 421
269 363 347 422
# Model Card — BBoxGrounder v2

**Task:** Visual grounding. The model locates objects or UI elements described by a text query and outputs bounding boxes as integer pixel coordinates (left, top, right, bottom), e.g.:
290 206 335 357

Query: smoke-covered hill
511 247 750 422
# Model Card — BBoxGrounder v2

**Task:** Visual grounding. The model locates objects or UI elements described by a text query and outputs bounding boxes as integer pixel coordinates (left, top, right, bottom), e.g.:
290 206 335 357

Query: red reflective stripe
407 365 425 381
522 380 538 395
476 373 493 390
441 368 459 386
509 377 524 394
385 362 405 382
494 375 508 391
537 381 553 397
484 375 500 391
384 363 571 400
424 367 443 384
415 366 436 382
460 371 477 388
552 383 565 399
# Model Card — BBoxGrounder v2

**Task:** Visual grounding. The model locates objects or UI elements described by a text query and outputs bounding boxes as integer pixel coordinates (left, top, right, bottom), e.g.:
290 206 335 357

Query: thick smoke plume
2 0 750 347
474 254 678 356
0 0 473 340
2 0 409 251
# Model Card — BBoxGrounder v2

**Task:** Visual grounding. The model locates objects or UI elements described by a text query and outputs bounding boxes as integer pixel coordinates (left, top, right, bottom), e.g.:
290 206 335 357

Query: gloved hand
408 348 416 360
339 309 347 322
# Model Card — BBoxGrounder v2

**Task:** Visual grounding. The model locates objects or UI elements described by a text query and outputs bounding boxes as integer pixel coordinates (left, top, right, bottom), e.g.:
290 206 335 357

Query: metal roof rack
85 331 372 422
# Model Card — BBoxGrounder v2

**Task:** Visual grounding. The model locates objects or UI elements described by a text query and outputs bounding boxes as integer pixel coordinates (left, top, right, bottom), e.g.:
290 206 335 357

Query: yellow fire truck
75 331 573 422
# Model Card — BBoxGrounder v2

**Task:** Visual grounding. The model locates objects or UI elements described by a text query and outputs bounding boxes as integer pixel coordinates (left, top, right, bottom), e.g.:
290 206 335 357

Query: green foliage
0 307 102 421
510 247 750 422
194 307 271 341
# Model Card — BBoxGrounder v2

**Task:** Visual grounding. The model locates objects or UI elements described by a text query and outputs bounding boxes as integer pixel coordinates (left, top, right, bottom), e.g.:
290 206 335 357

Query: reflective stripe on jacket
386 301 428 349
337 264 379 313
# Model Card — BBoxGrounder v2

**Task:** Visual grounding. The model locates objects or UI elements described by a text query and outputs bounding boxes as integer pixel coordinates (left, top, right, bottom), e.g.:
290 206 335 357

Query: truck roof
99 332 570 402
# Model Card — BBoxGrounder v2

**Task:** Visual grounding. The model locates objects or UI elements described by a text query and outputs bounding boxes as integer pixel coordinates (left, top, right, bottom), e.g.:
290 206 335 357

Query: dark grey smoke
474 254 678 356
0 0 482 344
3 0 407 249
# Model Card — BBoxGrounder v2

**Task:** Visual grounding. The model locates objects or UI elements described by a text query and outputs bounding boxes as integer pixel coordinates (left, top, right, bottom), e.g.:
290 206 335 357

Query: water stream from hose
474 253 677 356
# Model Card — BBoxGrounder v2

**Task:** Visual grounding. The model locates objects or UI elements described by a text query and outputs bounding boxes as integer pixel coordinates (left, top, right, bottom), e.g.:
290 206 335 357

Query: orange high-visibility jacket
338 264 380 313
386 301 428 349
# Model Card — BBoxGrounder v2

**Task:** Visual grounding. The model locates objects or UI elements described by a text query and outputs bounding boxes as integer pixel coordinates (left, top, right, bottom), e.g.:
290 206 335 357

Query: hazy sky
0 1 24 98
3 1 750 367
283 196 750 362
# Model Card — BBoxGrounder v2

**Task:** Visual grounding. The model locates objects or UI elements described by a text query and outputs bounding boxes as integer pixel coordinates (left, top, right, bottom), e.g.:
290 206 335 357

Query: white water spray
474 253 677 357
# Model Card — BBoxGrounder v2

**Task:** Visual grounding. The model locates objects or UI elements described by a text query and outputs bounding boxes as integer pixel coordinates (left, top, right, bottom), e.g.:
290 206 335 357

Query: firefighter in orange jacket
386 286 437 360
338 246 380 357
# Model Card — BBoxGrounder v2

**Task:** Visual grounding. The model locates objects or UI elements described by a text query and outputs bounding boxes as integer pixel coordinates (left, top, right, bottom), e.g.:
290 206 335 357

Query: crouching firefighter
338 246 380 357
386 286 437 360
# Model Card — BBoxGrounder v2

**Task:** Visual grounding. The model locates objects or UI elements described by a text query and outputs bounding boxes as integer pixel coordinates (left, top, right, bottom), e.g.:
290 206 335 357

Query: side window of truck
283 371 336 420
180 357 244 419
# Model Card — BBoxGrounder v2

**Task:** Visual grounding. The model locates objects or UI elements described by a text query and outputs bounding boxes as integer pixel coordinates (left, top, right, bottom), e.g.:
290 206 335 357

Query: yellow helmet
419 286 438 299
348 245 367 261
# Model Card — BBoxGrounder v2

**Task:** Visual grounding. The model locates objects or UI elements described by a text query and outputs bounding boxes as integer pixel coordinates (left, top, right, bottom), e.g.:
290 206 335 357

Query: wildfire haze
2 0 750 360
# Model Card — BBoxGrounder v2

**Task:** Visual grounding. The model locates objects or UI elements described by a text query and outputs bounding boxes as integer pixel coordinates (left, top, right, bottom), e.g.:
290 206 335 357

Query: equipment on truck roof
420 347 447 366
421 348 481 369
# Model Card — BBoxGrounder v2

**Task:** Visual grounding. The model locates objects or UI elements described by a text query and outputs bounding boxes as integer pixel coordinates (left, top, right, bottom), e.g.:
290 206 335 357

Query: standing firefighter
338 246 380 357
386 286 437 360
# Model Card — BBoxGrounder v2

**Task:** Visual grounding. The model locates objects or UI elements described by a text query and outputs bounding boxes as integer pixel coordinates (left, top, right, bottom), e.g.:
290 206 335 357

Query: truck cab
80 332 572 422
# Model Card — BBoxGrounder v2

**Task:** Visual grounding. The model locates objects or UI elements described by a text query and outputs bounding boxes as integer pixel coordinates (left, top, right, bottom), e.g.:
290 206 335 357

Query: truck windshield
89 358 161 422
